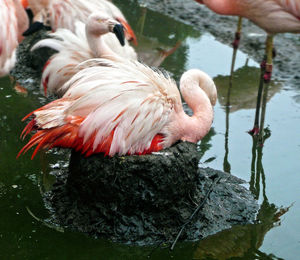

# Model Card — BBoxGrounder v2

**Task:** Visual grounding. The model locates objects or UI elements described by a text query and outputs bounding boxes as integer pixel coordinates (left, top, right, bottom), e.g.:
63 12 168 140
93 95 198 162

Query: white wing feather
63 59 180 156
32 20 136 96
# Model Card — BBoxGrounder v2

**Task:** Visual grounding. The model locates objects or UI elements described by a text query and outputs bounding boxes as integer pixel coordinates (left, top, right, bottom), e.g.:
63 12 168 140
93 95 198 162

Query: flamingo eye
97 19 103 23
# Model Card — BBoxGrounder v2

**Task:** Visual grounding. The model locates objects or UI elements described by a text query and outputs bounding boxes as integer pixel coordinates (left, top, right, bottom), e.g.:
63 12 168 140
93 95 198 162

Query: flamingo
25 0 137 45
195 0 300 135
194 0 300 79
17 58 217 159
194 0 300 81
0 0 29 76
31 12 137 97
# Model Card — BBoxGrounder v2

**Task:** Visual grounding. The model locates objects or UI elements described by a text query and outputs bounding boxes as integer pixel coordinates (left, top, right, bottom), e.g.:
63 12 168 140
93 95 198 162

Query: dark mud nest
44 142 258 245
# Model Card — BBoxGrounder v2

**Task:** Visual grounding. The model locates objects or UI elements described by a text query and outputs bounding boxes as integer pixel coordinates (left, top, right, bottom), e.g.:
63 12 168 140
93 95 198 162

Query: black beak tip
113 24 125 47
22 22 51 37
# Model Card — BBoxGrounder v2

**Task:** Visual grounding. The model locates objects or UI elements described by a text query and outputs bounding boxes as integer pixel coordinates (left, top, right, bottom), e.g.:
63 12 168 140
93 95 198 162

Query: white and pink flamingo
18 58 217 158
0 0 29 76
31 12 137 97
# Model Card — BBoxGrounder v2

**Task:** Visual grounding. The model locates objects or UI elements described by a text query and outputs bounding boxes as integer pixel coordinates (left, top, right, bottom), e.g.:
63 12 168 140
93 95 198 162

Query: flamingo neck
180 87 214 142
171 69 216 144
13 0 29 42
86 32 116 60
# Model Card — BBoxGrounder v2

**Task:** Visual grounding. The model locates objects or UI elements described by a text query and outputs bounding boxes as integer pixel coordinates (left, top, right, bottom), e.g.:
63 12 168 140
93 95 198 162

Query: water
1 1 300 259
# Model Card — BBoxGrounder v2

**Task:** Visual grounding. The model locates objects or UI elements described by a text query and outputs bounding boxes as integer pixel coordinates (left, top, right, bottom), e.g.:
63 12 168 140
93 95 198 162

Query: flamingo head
87 13 125 46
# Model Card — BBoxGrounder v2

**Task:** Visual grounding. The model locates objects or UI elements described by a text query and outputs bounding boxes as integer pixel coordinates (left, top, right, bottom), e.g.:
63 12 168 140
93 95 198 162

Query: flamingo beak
113 24 125 46
22 22 51 36
117 17 138 46
195 0 204 3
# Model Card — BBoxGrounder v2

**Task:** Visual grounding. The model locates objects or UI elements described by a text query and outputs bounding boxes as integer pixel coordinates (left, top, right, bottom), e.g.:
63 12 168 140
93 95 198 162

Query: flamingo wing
19 59 180 157
31 21 92 96
276 0 300 18
64 60 179 156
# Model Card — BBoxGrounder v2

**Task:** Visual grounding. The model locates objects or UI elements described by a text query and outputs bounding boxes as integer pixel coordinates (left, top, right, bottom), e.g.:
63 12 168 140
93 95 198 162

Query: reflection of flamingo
135 4 182 67
32 12 136 97
18 59 217 158
26 0 137 45
0 0 29 76
137 40 181 67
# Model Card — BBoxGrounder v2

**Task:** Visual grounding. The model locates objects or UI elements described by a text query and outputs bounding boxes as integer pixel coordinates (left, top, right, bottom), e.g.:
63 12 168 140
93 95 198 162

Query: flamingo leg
232 16 243 50
263 35 274 84
248 57 266 136
249 35 274 136
258 35 273 144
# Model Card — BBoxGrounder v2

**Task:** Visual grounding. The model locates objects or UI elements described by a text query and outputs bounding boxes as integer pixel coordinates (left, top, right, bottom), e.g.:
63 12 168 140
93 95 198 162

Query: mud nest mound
44 142 258 245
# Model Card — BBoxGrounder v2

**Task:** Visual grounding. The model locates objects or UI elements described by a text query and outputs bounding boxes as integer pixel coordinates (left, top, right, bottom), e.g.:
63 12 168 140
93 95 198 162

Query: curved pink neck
180 87 213 142
13 0 29 42
86 29 121 62
171 70 215 143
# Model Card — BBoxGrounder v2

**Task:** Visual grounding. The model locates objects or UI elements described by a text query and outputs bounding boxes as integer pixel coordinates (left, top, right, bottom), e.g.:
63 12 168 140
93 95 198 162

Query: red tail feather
18 112 164 158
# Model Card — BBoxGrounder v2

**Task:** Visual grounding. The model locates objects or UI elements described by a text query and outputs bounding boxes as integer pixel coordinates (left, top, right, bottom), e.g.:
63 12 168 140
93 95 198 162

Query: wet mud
43 142 258 245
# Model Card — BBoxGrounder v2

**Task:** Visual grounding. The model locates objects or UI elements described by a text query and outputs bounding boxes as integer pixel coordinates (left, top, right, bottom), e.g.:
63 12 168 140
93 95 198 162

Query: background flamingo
195 0 300 136
0 0 29 76
25 0 137 45
31 12 137 97
194 0 300 77
18 58 217 158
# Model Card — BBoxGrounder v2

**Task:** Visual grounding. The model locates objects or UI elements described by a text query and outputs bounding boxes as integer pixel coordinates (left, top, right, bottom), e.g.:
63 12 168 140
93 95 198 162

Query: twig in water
26 206 64 233
170 176 222 251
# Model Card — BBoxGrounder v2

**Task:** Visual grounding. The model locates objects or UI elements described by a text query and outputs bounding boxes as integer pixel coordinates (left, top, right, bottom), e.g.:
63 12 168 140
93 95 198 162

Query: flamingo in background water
0 0 29 76
194 0 300 79
195 0 300 135
17 58 217 158
32 12 137 97
25 0 137 45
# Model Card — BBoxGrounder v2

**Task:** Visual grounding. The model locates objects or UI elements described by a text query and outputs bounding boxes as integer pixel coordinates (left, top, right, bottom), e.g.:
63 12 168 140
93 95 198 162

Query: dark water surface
1 1 300 259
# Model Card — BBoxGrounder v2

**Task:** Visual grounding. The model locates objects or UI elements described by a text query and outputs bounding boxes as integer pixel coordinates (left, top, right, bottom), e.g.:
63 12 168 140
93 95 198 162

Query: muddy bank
142 0 300 86
43 142 258 245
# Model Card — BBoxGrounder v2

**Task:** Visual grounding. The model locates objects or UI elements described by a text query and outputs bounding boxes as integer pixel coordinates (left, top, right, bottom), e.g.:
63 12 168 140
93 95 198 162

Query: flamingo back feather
19 59 180 158
31 21 136 96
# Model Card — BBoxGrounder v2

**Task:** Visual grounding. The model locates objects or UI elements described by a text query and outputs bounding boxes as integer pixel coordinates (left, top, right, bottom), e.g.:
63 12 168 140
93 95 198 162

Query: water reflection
193 201 289 259
198 63 289 259
214 66 281 112
134 4 182 67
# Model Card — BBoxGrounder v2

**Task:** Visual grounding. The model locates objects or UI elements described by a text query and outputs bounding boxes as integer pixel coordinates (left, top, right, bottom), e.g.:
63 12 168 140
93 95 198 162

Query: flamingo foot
248 126 260 136
232 32 241 50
